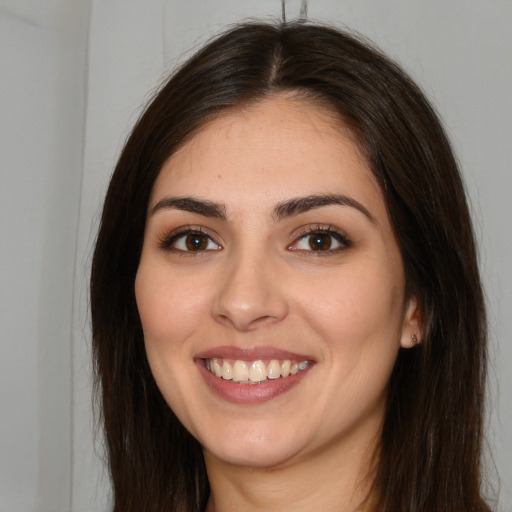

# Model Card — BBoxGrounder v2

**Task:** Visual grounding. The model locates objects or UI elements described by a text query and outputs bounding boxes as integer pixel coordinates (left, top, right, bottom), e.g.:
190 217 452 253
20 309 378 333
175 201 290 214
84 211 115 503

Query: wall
0 1 90 510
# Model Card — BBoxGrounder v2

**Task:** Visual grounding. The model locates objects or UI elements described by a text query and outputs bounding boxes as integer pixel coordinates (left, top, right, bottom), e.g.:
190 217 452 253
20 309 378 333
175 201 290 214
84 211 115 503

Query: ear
400 296 423 349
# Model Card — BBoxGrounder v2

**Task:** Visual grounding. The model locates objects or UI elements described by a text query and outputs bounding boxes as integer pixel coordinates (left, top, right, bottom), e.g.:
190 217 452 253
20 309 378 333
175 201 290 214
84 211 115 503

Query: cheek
134 263 207 419
295 258 405 357
135 263 210 347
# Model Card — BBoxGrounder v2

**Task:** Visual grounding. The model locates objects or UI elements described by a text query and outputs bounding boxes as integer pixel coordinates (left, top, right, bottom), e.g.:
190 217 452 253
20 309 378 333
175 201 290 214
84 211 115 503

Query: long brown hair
91 21 491 512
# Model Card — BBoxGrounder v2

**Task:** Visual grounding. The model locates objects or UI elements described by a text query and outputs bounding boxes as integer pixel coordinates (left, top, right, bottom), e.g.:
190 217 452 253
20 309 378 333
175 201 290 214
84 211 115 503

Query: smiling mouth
205 358 312 384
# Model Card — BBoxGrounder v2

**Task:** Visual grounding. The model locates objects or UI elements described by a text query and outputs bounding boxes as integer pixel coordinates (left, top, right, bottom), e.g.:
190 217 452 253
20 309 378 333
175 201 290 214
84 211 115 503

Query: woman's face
135 95 420 470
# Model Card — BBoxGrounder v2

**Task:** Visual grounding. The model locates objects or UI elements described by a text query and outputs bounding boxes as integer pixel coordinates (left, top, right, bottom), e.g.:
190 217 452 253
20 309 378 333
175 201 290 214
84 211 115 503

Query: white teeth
232 360 249 382
206 357 310 383
267 359 281 379
212 358 223 378
249 360 267 382
222 361 233 380
280 360 291 377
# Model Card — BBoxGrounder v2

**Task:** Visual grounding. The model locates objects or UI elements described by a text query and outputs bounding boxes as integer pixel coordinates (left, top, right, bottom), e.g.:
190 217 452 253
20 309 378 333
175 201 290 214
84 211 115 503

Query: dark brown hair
91 21 491 512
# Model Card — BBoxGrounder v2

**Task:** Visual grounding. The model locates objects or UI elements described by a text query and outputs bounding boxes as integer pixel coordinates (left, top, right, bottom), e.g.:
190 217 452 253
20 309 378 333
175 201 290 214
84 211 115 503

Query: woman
91 21 491 512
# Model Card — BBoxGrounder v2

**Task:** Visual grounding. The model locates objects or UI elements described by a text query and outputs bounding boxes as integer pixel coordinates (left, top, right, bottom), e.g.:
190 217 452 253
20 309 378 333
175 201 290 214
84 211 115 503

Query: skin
135 95 422 512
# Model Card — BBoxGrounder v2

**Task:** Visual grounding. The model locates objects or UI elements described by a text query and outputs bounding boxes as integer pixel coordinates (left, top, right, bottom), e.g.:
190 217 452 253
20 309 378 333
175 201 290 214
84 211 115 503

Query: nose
211 248 289 332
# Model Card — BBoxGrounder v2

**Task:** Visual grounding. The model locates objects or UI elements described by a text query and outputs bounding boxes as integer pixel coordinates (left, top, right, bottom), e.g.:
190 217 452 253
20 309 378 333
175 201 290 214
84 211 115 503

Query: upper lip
194 345 314 361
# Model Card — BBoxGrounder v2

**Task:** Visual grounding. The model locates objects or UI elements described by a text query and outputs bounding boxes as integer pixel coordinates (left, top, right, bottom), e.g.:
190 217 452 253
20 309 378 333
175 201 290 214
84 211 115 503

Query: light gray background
1 1 510 510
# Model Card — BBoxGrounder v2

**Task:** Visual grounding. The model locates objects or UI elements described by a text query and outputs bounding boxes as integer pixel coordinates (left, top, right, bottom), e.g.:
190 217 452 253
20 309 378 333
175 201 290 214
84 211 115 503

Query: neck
203 433 380 512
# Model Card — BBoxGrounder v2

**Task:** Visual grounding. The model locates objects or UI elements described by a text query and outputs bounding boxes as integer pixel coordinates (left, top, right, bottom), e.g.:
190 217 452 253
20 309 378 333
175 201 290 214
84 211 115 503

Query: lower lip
196 360 313 404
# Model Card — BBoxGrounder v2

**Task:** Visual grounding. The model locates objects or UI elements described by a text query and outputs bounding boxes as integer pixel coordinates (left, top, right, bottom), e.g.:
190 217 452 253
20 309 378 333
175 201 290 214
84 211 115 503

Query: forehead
151 95 383 217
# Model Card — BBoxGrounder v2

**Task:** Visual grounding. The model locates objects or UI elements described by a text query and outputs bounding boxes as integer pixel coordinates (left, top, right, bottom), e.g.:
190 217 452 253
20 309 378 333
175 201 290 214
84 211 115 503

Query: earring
411 333 419 345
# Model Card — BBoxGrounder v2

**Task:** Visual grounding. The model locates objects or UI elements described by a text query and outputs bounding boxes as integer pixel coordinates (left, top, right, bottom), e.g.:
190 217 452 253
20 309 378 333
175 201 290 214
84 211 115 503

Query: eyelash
158 225 352 255
290 225 352 254
158 226 221 255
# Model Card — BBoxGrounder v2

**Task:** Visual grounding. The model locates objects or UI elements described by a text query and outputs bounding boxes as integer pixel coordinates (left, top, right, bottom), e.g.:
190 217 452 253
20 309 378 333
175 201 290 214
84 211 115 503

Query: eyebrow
149 194 374 223
273 194 375 223
150 197 227 220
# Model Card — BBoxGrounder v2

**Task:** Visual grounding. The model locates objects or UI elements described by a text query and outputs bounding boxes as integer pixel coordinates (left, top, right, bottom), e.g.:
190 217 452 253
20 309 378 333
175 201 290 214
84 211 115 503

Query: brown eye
308 233 332 251
166 231 221 252
185 233 209 251
291 228 351 253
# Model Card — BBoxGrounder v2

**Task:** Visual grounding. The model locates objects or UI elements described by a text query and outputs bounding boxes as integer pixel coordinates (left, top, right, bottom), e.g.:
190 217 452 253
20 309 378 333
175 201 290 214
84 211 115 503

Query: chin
198 421 306 469
204 440 299 469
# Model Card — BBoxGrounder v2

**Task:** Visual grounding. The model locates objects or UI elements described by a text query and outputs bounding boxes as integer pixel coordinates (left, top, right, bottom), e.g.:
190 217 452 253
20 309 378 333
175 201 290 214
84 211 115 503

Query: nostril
210 256 289 331
213 310 281 332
